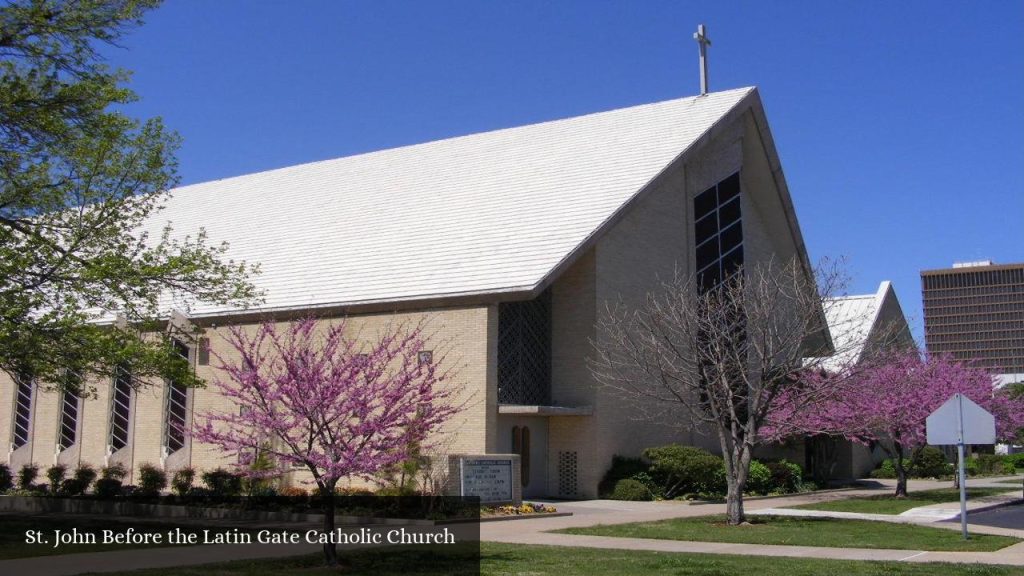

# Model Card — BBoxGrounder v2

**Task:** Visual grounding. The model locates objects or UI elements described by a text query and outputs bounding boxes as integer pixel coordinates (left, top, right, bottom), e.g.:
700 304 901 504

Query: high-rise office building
921 261 1024 383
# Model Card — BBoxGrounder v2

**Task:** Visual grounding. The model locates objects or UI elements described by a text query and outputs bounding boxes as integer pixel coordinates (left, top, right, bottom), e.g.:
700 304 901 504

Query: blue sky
103 1 1023 339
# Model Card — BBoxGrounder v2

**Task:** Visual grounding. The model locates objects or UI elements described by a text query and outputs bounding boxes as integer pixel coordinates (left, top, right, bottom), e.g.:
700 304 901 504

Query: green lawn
795 487 1018 515
555 514 1019 552
85 543 1020 576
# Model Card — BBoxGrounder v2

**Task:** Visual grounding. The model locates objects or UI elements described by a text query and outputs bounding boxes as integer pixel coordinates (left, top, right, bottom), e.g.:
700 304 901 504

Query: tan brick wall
79 376 115 471
1 305 492 491
551 249 597 408
200 306 493 490
585 114 746 492
574 109 811 495
30 387 59 469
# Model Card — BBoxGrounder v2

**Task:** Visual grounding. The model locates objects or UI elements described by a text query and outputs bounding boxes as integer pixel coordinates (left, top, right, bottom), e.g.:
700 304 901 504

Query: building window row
923 305 1024 319
922 268 1024 290
934 345 1024 358
926 325 1024 338
925 321 1024 338
922 286 1024 301
10 339 197 456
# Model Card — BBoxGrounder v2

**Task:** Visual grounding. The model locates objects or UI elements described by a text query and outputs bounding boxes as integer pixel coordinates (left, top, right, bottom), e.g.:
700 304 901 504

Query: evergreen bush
137 463 167 496
610 478 652 501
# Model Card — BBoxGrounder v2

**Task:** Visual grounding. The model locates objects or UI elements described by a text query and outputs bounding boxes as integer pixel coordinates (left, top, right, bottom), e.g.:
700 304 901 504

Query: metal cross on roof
694 24 711 95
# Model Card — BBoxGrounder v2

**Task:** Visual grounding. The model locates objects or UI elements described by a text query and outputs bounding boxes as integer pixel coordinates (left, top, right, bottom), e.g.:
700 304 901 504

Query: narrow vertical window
520 426 531 488
510 425 530 488
197 337 211 366
58 390 81 452
162 339 190 455
511 426 521 456
694 172 743 291
109 365 133 452
11 374 34 450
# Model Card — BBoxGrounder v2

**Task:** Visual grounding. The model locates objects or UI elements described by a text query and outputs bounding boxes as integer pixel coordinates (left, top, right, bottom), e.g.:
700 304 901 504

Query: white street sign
925 393 997 541
926 393 995 446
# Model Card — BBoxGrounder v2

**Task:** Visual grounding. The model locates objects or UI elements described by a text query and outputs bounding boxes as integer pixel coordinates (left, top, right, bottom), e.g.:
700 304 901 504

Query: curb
447 512 573 524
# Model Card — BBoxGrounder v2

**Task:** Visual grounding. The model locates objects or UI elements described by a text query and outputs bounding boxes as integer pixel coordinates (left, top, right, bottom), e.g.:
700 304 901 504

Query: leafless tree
590 257 864 525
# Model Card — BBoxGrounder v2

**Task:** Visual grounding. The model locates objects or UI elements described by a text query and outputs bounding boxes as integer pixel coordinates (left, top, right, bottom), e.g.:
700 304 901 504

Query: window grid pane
109 366 132 452
58 391 80 451
12 377 33 449
694 171 743 291
163 340 190 454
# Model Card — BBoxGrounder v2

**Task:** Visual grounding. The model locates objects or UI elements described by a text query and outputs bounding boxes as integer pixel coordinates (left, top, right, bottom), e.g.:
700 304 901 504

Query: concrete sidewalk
483 530 1024 567
480 478 1024 567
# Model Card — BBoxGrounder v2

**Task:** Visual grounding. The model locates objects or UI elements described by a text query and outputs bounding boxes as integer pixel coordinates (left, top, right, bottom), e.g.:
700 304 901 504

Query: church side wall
588 109 811 493
0 305 492 492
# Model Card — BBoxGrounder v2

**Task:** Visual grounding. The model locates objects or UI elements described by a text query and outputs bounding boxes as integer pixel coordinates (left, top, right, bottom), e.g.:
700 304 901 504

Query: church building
2 86 830 498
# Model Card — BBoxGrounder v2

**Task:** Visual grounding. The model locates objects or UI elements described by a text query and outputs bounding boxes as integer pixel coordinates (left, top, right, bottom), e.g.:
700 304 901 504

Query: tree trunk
725 478 745 524
723 445 751 525
321 482 338 566
894 446 908 498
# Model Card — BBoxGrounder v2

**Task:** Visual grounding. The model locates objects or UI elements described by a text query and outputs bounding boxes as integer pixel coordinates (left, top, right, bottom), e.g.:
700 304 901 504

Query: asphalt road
945 502 1024 531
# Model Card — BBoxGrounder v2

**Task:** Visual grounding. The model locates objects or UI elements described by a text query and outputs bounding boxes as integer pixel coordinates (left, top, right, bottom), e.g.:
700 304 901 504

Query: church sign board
448 454 521 505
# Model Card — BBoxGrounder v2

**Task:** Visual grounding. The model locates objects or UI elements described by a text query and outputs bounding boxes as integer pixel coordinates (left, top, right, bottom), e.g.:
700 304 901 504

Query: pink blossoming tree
194 318 461 565
765 351 1024 497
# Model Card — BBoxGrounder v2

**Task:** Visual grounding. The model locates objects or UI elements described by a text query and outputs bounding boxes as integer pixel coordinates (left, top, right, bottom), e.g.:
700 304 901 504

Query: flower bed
481 502 558 516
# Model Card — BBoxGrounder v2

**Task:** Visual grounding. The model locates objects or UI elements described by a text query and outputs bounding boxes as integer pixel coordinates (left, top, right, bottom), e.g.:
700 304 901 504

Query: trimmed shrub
281 486 310 499
137 463 167 496
94 478 122 499
202 468 242 498
610 478 652 501
1005 453 1024 469
965 458 981 477
18 464 39 490
101 463 128 481
997 461 1017 475
765 460 803 494
643 445 726 498
0 463 13 492
870 459 897 479
629 471 661 498
975 454 1007 475
60 465 97 496
46 464 68 493
599 456 648 497
913 447 949 478
172 467 195 498
746 461 773 495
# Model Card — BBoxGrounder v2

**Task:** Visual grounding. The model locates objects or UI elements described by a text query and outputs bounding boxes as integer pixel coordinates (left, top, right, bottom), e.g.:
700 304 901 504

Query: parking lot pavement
943 502 1024 531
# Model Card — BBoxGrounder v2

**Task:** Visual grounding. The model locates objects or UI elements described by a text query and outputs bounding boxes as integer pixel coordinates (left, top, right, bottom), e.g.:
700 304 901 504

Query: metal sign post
956 396 968 540
926 393 996 541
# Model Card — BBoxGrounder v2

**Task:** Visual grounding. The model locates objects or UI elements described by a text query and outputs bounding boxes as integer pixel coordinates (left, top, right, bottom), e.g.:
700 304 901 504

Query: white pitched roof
819 281 897 372
146 87 756 317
